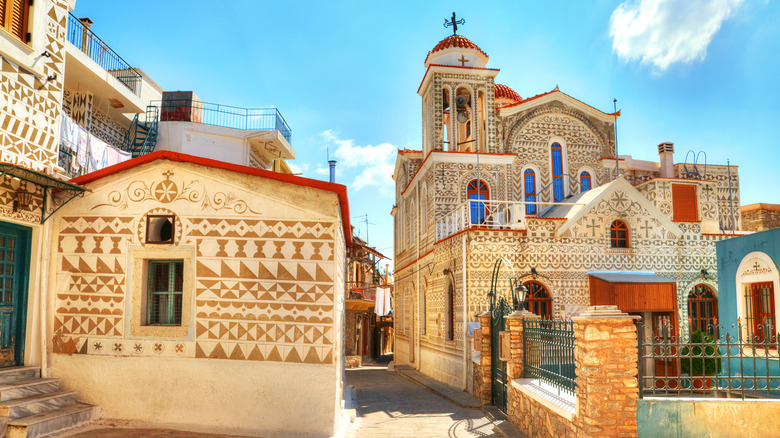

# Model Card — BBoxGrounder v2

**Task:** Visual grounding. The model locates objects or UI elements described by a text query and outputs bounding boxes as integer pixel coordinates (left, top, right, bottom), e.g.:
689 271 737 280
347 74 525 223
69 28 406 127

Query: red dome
494 84 521 102
425 35 488 64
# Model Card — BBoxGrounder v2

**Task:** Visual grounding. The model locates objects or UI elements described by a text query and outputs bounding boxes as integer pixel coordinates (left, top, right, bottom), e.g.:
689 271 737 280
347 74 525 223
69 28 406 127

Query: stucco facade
393 33 743 389
47 152 349 435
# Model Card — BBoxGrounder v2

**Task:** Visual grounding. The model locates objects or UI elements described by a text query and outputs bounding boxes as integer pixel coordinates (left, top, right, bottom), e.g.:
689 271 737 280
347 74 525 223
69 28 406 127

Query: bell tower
419 24 499 156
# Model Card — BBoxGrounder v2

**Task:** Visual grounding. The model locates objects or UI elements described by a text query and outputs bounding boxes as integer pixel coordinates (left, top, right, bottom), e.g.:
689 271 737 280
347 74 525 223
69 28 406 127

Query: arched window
688 284 718 337
467 180 489 224
523 281 552 318
580 171 591 192
446 278 455 340
409 201 416 245
524 169 537 215
610 220 629 248
551 142 564 202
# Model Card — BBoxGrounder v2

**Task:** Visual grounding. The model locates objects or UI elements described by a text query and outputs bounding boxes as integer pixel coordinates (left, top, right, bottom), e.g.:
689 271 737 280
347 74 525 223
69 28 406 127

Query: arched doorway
523 280 552 318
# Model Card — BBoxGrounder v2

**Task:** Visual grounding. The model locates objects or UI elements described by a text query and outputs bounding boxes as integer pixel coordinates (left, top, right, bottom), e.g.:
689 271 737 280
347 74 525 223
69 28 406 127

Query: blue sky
75 0 778 269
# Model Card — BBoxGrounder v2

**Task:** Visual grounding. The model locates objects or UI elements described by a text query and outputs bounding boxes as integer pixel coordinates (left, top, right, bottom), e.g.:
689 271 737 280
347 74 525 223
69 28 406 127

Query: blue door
0 223 30 367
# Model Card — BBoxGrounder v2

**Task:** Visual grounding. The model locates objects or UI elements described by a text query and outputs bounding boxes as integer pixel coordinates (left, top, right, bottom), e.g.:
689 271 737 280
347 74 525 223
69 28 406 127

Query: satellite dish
455 95 468 107
457 111 469 123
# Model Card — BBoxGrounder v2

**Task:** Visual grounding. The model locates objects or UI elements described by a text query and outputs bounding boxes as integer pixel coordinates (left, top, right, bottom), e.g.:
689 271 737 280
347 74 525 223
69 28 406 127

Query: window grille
744 282 776 343
148 260 184 325
688 284 718 337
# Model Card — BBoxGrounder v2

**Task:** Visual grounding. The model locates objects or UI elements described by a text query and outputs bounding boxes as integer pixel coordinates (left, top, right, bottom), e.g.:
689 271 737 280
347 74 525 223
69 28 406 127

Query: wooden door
0 224 29 367
652 312 678 384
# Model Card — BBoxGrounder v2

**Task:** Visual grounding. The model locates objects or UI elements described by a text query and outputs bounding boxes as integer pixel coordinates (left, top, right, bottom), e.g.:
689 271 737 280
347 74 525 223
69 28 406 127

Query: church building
392 29 745 390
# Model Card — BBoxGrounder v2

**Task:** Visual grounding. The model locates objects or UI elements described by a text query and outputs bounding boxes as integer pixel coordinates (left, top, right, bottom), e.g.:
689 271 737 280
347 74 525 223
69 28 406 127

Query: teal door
0 224 30 367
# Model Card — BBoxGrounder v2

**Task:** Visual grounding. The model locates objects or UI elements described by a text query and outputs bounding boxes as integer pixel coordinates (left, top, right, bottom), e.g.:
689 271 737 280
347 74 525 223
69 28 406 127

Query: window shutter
4 0 27 42
672 184 698 221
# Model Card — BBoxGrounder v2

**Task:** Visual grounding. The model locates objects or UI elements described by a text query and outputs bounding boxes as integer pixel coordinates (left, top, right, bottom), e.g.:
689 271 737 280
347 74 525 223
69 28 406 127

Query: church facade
392 32 744 389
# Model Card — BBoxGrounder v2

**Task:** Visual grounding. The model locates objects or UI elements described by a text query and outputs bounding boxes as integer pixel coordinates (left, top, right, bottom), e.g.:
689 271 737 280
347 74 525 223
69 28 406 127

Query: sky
75 0 779 270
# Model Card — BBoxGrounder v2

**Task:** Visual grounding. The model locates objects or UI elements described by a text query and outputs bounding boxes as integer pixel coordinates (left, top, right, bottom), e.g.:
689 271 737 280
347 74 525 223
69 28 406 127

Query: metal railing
523 319 576 396
637 321 780 399
153 100 292 144
66 14 142 96
57 144 84 179
435 199 585 241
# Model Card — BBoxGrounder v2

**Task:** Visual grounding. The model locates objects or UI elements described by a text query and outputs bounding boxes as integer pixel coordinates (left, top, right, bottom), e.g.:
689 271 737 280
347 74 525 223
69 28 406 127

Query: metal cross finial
443 12 465 35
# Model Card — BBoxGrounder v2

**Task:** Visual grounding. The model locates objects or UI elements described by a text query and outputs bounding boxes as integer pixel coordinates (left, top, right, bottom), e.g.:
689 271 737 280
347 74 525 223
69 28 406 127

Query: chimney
658 142 674 178
328 160 336 183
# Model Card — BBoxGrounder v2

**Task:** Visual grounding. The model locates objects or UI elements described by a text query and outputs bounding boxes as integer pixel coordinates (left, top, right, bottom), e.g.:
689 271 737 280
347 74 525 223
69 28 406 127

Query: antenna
353 214 375 243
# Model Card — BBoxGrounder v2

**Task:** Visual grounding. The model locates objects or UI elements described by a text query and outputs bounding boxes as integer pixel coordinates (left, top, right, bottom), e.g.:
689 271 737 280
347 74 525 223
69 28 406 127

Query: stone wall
472 313 492 404
741 203 780 232
508 386 576 438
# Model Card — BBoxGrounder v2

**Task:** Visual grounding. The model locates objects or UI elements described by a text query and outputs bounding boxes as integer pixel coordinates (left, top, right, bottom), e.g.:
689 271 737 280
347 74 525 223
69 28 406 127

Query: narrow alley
345 364 498 438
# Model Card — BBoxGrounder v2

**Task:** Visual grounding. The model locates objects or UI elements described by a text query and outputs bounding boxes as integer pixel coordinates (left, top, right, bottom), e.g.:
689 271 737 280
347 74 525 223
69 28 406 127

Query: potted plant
681 329 722 392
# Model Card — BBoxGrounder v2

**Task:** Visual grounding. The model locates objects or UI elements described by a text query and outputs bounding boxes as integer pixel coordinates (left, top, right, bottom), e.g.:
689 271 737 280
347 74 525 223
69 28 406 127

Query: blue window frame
551 143 564 201
524 169 537 215
580 171 591 192
467 180 488 224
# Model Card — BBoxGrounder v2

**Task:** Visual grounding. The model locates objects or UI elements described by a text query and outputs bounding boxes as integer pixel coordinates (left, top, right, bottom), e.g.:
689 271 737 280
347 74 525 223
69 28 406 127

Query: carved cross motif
162 170 174 181
458 55 469 67
586 218 599 237
753 261 761 270
641 220 652 238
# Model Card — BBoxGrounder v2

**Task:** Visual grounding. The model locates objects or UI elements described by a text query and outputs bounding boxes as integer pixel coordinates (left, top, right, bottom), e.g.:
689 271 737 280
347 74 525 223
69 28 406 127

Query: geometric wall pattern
53 167 342 366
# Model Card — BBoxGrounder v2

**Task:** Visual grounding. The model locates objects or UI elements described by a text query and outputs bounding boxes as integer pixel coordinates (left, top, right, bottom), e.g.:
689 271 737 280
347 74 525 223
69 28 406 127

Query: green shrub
681 330 722 376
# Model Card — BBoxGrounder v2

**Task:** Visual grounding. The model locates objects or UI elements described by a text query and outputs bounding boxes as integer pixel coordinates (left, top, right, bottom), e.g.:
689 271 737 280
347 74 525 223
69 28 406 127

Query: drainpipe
461 235 468 390
328 160 337 184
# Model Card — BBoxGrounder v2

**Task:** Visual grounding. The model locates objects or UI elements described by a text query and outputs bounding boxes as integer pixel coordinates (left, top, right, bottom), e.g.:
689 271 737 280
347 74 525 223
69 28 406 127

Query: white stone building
392 32 743 390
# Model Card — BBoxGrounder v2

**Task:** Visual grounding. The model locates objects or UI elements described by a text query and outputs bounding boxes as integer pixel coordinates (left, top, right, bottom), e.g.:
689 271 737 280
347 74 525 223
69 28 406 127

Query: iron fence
523 318 576 396
66 14 142 95
57 144 84 179
637 320 780 399
153 100 292 144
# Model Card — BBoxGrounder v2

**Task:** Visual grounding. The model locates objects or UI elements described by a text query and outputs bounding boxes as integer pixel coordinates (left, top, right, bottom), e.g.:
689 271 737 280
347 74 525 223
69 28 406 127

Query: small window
744 282 776 343
672 184 698 222
580 172 591 192
610 220 629 248
688 284 718 337
467 180 489 224
146 215 175 244
147 260 183 325
1 0 30 43
524 169 537 215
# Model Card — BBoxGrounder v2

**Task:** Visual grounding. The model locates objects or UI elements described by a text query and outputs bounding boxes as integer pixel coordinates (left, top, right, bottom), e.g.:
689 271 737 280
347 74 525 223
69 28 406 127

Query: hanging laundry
74 127 89 172
88 134 108 173
59 115 78 152
103 145 131 167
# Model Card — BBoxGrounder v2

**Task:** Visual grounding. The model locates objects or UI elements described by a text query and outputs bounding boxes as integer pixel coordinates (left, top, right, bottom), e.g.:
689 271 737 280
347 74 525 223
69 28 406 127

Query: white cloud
286 162 309 175
319 130 397 195
610 0 743 71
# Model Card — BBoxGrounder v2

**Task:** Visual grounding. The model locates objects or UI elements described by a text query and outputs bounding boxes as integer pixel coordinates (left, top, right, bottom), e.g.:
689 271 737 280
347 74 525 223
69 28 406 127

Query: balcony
435 200 585 241
66 14 141 96
155 100 292 145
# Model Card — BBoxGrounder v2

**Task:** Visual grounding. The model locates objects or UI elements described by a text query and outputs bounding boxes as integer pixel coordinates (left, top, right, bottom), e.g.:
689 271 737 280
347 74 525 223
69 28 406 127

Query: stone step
0 379 60 402
0 368 40 385
0 391 78 420
5 403 99 438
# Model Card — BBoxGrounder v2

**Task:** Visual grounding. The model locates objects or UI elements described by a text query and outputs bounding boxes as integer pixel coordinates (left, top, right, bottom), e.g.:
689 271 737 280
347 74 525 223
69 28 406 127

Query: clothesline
59 113 131 173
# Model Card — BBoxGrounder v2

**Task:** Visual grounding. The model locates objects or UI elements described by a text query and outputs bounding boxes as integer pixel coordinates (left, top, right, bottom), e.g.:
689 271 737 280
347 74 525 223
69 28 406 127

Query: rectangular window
672 184 698 222
1 0 29 43
147 260 183 325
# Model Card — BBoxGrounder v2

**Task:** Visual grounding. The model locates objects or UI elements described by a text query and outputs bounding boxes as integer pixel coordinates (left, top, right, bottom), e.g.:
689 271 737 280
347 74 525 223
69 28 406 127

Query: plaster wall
156 122 247 166
51 354 339 437
638 398 780 438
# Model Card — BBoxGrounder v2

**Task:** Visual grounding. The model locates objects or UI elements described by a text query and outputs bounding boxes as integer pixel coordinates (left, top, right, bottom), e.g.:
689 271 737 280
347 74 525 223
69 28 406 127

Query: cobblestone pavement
346 366 498 438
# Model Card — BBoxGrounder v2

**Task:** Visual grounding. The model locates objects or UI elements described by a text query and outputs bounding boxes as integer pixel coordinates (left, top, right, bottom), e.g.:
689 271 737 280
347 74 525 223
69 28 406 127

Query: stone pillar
505 309 540 381
473 311 492 404
573 306 639 438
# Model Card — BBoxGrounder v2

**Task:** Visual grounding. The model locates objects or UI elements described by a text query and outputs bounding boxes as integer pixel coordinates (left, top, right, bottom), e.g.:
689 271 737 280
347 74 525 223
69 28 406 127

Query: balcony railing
66 13 142 96
153 100 292 144
435 199 585 241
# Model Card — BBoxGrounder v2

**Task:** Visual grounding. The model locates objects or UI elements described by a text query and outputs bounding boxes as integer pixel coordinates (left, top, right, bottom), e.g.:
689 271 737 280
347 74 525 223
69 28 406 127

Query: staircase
123 105 159 158
0 367 98 438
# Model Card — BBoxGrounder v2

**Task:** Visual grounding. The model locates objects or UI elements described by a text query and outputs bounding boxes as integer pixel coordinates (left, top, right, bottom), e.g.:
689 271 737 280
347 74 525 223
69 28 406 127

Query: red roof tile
494 84 521 102
424 35 488 64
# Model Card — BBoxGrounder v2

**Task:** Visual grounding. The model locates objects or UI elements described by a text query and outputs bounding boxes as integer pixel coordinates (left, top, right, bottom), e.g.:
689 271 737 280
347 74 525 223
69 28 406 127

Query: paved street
346 366 498 438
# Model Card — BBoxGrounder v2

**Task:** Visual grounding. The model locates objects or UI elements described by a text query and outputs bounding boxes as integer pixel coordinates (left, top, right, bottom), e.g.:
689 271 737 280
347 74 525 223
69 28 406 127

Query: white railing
435 199 585 241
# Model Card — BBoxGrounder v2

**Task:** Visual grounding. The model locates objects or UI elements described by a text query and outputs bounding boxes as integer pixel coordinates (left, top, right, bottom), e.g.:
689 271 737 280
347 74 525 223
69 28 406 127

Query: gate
488 257 521 412
491 297 511 410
